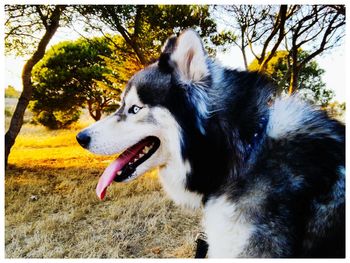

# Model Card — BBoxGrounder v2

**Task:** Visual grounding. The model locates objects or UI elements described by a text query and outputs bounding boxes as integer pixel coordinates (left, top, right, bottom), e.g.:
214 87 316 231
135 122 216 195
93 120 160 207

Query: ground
5 104 201 258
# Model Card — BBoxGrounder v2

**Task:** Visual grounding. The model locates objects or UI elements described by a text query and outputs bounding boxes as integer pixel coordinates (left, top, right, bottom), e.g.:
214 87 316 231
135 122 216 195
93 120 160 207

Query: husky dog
77 30 345 258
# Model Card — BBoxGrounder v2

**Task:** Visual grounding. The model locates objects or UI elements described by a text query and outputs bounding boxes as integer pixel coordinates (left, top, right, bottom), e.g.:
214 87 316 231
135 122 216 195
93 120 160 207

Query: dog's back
208 78 345 257
268 99 345 257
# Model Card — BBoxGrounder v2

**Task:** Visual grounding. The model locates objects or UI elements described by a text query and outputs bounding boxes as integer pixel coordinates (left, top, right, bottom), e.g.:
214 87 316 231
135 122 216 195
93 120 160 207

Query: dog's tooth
134 158 138 162
143 146 150 153
117 171 122 175
139 153 144 158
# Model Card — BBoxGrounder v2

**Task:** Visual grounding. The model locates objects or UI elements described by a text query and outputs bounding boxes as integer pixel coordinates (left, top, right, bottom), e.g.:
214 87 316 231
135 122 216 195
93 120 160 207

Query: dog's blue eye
128 105 142 114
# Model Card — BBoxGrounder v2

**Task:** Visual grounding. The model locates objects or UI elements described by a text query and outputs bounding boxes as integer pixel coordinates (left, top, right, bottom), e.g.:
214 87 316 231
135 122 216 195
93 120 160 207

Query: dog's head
77 29 211 200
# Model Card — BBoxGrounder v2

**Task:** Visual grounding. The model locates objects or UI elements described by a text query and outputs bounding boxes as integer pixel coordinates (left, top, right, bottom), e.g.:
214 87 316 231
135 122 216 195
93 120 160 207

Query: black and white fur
77 30 345 258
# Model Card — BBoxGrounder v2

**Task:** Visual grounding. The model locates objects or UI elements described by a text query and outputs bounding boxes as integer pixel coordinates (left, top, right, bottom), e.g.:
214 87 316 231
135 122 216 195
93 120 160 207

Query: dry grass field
5 114 201 258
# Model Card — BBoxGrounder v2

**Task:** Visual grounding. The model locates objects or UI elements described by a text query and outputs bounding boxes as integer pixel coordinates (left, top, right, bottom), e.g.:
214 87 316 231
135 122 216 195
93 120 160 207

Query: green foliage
326 101 346 122
79 5 220 61
31 37 121 123
75 5 224 106
5 5 69 56
33 108 81 129
141 5 218 56
5 107 13 117
5 85 20 98
5 5 44 56
100 36 143 87
249 50 334 106
210 31 237 52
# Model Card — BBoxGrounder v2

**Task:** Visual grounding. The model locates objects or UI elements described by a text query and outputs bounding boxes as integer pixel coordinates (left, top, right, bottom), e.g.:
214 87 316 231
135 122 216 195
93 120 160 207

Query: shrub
5 107 13 117
34 109 81 129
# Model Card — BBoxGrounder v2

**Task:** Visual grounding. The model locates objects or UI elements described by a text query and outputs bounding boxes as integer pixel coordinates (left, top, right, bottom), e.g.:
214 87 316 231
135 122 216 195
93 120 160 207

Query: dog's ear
158 35 177 73
159 29 208 81
161 35 177 54
171 29 208 82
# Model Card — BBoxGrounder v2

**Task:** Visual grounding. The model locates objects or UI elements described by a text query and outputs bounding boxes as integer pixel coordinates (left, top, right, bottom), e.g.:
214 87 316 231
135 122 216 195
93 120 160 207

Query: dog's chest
203 195 254 258
158 159 203 209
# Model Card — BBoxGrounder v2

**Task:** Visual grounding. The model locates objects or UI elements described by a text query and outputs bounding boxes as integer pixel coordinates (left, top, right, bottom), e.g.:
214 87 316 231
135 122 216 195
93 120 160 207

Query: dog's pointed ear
158 35 178 73
171 29 208 82
161 35 177 54
159 29 208 81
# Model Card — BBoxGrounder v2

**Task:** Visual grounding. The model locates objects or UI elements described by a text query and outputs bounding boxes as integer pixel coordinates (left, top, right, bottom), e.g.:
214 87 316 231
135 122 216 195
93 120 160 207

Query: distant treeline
5 85 20 98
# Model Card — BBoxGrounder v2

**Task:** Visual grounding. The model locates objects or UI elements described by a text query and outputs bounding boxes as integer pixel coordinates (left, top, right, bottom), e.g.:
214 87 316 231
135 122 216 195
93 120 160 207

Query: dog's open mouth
96 136 160 200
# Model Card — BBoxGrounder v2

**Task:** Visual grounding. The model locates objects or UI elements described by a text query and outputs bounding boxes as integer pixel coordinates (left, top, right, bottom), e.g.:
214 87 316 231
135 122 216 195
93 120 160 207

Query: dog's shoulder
267 95 345 141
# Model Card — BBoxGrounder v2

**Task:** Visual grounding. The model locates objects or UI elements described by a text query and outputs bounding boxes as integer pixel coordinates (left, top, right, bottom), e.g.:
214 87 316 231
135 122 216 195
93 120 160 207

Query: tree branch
35 5 48 29
260 5 287 62
298 11 343 69
260 5 288 70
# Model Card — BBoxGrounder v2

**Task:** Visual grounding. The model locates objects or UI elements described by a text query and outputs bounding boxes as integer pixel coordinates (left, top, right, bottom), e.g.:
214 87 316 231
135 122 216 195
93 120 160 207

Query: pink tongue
96 157 127 200
95 138 152 200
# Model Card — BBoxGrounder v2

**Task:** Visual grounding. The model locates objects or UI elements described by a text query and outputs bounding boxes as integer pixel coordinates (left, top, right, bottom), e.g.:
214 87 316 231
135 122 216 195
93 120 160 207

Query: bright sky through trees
4 13 346 103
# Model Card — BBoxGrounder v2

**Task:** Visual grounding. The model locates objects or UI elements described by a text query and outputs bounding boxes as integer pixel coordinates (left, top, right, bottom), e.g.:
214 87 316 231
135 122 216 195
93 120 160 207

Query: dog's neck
245 115 269 161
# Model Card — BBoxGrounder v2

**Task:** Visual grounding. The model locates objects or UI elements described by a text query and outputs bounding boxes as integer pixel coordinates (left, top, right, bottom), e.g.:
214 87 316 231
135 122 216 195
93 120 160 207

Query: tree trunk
259 5 288 72
88 109 101 121
240 26 248 70
288 67 299 95
94 109 102 121
86 99 102 121
5 6 63 167
288 44 299 95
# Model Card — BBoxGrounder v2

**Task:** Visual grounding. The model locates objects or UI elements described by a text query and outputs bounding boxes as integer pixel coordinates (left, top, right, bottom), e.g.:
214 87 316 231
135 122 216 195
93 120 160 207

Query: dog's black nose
76 131 91 148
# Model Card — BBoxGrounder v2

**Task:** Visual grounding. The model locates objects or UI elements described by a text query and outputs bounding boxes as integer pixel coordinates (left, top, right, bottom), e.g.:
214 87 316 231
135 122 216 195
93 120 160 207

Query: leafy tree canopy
249 50 334 106
30 36 122 126
78 5 219 63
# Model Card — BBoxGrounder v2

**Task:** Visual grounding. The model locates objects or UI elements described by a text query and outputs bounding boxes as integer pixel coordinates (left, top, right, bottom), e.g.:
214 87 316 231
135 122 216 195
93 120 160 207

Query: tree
5 5 67 166
31 37 121 124
215 5 345 93
32 108 81 129
286 5 345 93
77 5 219 65
326 101 345 122
5 85 20 98
214 5 294 70
96 36 144 91
249 50 333 106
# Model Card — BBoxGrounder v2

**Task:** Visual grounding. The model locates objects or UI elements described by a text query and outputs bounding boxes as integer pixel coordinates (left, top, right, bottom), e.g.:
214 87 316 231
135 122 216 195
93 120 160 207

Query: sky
4 15 346 103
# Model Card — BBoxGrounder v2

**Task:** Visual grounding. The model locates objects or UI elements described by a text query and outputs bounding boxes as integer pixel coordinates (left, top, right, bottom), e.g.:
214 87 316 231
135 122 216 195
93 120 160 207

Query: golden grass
5 122 201 258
